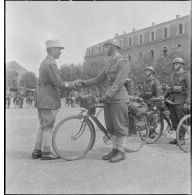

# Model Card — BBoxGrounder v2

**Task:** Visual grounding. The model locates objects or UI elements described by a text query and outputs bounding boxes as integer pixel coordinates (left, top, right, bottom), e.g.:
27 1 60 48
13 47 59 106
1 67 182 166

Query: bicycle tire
176 114 191 153
52 115 96 161
125 115 149 153
139 112 164 144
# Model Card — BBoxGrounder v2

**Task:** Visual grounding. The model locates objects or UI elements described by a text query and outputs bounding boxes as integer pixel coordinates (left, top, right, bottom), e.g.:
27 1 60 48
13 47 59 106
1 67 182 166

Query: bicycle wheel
125 115 149 152
176 114 191 153
144 112 164 144
52 115 96 161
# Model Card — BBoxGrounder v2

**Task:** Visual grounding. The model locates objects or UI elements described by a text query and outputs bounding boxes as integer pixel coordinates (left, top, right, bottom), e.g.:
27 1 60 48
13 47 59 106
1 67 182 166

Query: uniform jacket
36 55 66 109
85 54 130 103
164 70 190 104
140 75 161 99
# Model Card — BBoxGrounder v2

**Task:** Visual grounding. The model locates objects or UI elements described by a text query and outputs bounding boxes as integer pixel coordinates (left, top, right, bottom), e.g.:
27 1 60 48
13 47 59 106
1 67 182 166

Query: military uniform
32 39 75 159
164 69 190 130
84 54 130 136
140 75 162 106
124 78 135 95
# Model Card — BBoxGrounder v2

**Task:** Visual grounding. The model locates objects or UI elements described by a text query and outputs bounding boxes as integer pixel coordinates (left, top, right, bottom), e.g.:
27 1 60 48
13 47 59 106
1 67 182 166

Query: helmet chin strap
174 64 182 72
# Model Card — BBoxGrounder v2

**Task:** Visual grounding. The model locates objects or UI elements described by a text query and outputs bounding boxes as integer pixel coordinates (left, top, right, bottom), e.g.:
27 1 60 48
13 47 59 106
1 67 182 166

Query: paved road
6 105 191 194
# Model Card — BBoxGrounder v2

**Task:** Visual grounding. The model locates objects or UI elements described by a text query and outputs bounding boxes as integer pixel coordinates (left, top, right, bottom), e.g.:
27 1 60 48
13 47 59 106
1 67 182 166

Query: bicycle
52 94 149 161
176 106 191 153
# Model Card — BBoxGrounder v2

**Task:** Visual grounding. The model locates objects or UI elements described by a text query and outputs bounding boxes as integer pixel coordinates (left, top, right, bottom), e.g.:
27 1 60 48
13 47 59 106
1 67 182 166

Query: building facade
84 15 191 68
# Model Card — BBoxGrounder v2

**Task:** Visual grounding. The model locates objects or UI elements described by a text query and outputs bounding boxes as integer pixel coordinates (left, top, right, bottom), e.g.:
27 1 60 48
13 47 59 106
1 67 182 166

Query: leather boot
41 151 60 160
102 148 118 160
169 139 177 144
32 149 42 159
109 150 126 163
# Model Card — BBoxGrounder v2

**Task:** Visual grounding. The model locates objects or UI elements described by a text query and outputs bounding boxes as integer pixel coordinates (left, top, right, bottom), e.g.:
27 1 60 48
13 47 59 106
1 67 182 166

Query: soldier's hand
183 103 190 112
75 80 86 88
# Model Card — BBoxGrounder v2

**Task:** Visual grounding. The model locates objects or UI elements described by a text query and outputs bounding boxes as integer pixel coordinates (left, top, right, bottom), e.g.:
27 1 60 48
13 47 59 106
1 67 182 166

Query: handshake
64 79 86 89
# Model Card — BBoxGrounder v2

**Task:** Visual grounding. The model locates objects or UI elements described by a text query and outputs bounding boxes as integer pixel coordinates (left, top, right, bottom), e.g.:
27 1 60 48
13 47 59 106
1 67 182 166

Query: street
6 104 191 194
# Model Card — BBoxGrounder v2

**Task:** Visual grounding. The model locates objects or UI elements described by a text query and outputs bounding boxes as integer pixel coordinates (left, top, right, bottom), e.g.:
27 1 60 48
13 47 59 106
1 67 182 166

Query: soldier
32 39 76 160
139 66 162 101
164 57 190 144
77 39 130 163
139 66 163 138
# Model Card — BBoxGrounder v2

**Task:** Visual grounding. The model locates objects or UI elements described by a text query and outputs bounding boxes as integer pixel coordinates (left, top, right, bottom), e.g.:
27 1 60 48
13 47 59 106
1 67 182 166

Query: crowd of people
25 38 190 162
6 90 36 109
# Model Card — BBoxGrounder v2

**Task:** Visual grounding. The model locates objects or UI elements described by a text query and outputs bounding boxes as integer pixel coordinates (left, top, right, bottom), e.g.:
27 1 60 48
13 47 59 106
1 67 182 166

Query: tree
19 71 38 89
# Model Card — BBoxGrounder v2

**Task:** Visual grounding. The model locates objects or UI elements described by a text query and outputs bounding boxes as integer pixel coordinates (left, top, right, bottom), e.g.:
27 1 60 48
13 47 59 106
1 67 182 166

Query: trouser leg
169 104 179 130
34 127 44 150
175 104 185 138
117 136 127 152
42 128 52 153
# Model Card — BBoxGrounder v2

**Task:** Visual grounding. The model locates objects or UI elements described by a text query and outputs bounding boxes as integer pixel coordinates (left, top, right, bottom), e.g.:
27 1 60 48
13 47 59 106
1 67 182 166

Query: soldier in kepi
32 39 76 160
164 57 190 145
77 39 130 163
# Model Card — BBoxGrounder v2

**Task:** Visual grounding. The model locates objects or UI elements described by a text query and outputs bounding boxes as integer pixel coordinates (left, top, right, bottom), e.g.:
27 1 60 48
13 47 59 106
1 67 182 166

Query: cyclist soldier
164 57 190 144
77 39 130 163
138 66 166 138
32 39 76 160
139 66 162 101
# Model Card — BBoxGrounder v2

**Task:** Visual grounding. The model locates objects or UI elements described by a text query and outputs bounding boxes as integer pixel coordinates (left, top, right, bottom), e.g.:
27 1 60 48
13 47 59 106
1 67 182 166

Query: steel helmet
103 39 122 49
172 57 184 65
145 66 155 74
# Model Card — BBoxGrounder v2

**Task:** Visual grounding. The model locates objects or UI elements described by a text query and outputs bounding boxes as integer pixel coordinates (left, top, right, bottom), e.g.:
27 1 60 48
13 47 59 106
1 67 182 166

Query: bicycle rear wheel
176 114 191 153
125 116 149 152
52 115 96 161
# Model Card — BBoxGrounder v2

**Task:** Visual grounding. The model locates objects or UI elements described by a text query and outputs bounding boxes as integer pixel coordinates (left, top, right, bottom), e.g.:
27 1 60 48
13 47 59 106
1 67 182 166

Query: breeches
38 109 58 130
104 103 129 136
168 104 185 129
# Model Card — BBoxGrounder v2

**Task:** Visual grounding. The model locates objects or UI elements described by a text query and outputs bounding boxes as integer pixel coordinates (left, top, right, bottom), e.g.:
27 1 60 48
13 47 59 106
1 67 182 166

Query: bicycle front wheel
144 112 164 144
176 114 191 153
52 115 96 161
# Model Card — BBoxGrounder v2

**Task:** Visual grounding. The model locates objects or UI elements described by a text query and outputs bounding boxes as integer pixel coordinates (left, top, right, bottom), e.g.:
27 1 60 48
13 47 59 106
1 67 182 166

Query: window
151 31 155 41
96 46 98 54
139 34 143 44
138 51 142 57
162 46 168 57
128 37 132 47
179 24 183 34
150 49 154 56
127 53 131 61
164 27 168 38
88 48 91 56
119 39 123 47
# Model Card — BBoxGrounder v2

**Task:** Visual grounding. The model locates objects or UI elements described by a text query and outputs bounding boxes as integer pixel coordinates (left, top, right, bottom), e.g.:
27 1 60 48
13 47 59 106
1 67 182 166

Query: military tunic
36 55 68 129
85 54 130 136
164 70 190 129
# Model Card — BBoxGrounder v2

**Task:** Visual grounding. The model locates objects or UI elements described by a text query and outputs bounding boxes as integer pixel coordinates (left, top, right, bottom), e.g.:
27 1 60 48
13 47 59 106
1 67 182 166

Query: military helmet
172 57 184 65
145 66 155 73
103 39 122 49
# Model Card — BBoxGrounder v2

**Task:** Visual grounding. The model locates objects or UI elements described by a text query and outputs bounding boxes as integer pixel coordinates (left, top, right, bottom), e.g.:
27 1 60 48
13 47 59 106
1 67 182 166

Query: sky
6 1 191 76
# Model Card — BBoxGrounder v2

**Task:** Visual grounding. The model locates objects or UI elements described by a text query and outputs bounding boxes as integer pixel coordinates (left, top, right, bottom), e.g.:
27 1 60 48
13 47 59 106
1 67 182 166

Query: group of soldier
31 38 190 162
6 91 36 109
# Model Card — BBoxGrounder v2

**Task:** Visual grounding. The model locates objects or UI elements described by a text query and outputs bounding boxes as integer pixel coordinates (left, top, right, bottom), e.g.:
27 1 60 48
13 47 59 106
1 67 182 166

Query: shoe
32 149 42 159
102 148 118 160
41 151 60 160
109 150 126 163
169 139 177 145
149 133 156 139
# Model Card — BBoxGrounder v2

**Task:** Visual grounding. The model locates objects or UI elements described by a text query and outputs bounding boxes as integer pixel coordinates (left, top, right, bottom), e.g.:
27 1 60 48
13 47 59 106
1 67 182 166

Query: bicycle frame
79 107 110 140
